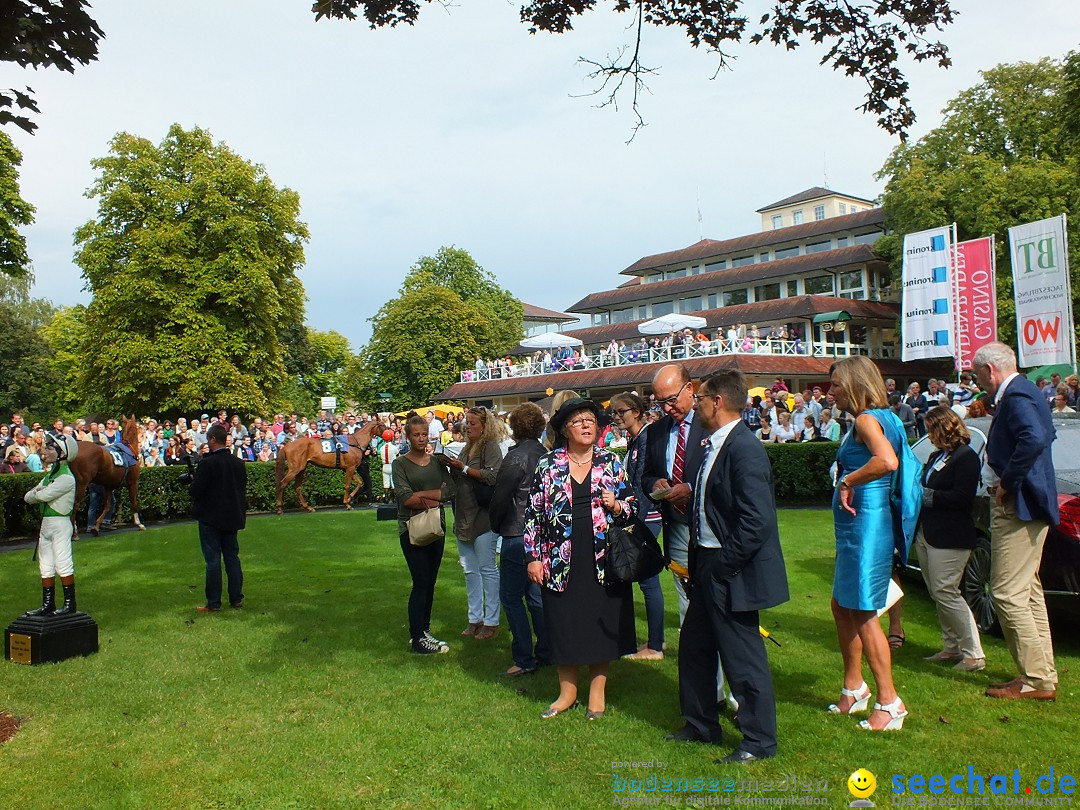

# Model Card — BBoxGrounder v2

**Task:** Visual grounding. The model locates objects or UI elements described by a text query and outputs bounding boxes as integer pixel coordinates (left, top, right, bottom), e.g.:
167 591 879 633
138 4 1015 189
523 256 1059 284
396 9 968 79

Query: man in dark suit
642 363 708 622
669 370 789 762
973 342 1058 701
188 424 247 612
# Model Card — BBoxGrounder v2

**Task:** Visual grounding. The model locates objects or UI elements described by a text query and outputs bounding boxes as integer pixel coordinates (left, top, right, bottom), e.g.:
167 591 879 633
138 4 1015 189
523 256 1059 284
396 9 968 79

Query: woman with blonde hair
439 406 504 639
918 406 985 672
828 355 910 731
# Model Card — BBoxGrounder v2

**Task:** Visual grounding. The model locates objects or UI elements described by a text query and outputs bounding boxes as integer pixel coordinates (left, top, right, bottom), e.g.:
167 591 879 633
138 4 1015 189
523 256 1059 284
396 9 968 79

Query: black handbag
472 478 495 508
605 517 668 584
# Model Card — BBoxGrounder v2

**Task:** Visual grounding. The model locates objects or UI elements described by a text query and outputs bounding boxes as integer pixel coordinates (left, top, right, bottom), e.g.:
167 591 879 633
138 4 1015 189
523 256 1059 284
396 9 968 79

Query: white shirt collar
994 371 1021 406
707 418 739 450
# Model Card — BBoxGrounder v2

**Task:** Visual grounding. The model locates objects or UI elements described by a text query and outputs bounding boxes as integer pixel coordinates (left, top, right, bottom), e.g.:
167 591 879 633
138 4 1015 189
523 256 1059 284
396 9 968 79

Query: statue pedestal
5 613 99 665
376 504 398 522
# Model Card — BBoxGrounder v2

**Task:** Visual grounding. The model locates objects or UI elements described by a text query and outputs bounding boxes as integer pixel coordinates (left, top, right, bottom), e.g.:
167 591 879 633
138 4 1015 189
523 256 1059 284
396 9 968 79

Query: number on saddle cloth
320 439 334 454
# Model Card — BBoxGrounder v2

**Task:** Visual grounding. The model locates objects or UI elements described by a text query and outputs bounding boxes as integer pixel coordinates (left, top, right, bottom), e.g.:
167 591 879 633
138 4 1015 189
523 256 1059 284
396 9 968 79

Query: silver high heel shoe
828 682 871 714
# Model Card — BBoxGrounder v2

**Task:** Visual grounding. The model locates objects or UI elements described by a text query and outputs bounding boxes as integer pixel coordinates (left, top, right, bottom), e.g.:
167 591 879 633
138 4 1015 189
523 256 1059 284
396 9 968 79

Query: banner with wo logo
901 225 956 362
1009 215 1073 367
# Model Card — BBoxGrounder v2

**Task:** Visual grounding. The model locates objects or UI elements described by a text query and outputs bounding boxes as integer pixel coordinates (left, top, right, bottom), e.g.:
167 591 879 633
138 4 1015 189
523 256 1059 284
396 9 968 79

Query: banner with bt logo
1009 215 1074 367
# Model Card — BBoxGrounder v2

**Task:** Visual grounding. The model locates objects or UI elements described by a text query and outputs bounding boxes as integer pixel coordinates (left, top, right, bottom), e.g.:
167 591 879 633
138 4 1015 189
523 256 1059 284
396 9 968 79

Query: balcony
458 338 894 383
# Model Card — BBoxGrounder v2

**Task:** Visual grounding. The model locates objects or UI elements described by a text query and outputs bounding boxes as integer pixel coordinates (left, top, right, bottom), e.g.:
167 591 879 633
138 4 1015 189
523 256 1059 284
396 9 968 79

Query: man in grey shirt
889 394 916 439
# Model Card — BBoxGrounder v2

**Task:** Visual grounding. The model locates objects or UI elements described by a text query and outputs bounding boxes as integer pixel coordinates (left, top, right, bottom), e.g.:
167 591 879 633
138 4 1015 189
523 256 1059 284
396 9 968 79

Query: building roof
571 244 884 312
522 302 574 322
620 207 885 275
756 187 877 213
508 296 898 353
437 354 945 401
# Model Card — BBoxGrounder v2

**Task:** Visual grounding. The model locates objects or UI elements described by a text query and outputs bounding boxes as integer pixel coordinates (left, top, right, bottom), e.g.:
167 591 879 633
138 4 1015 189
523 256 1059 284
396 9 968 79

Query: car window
911 427 987 466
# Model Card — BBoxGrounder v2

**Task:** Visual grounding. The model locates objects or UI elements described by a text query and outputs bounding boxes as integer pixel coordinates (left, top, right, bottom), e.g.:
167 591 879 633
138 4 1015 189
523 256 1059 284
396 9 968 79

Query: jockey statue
24 434 80 617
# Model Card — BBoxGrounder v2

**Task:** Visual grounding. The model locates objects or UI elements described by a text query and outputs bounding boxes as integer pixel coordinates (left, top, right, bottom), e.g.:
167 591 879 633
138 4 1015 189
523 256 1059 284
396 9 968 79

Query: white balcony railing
458 338 889 383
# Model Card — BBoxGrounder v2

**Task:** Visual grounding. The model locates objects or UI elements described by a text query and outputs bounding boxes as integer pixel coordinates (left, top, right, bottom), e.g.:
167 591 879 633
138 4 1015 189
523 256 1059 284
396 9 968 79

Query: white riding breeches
37 516 74 579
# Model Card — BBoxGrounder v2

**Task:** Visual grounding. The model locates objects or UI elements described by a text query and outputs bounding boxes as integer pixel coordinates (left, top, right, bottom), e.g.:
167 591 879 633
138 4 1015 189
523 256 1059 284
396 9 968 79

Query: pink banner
953 236 997 371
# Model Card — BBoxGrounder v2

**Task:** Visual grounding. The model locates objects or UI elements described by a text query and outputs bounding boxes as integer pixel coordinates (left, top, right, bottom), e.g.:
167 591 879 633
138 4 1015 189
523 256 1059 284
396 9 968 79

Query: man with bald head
642 364 708 622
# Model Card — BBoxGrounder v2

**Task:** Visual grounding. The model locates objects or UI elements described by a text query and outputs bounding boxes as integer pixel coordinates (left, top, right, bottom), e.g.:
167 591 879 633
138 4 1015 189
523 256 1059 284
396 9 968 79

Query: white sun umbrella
637 313 708 335
519 332 584 350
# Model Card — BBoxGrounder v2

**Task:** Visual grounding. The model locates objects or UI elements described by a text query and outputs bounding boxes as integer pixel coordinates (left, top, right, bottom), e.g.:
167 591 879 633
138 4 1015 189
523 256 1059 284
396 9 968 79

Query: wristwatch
837 475 852 489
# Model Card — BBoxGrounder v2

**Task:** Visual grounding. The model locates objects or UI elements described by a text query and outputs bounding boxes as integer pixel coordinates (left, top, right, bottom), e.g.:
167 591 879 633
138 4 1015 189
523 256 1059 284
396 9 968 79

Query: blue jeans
498 535 550 669
87 484 118 528
199 523 244 610
637 519 665 651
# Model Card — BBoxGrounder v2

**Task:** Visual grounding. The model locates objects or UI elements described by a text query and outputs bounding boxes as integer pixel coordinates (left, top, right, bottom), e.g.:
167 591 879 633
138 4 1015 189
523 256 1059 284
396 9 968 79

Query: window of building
771 214 782 229
690 265 701 275
705 260 727 272
592 312 610 326
722 288 748 306
836 236 848 247
644 273 661 284
805 240 831 254
854 231 882 246
651 300 674 317
775 245 799 260
839 202 847 215
804 275 835 295
680 296 703 313
850 206 859 214
638 305 649 319
814 205 825 221
839 270 865 301
792 210 804 225
759 252 771 262
708 293 718 309
667 268 686 279
786 280 799 297
612 307 634 323
731 255 755 268
754 283 781 302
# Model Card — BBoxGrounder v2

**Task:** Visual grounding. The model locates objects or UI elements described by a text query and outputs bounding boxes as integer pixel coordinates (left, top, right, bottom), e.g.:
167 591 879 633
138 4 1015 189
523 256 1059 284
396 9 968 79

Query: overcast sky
7 0 1079 350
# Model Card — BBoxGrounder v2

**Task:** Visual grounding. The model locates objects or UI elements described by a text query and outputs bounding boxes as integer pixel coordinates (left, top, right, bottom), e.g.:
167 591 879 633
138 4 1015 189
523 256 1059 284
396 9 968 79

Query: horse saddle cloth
320 437 351 454
106 442 138 468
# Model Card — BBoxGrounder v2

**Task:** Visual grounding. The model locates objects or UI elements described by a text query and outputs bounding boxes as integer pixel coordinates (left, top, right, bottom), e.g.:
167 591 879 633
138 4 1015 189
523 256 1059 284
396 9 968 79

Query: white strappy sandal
858 696 908 731
827 682 871 714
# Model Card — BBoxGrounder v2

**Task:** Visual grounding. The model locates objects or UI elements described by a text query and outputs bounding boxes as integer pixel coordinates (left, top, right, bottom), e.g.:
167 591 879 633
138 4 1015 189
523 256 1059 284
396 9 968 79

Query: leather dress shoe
664 725 722 744
985 681 1056 701
716 749 765 765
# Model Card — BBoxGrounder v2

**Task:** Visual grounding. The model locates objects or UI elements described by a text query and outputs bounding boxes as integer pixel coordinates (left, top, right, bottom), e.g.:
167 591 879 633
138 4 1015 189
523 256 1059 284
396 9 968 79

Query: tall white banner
1009 215 1074 367
902 225 955 361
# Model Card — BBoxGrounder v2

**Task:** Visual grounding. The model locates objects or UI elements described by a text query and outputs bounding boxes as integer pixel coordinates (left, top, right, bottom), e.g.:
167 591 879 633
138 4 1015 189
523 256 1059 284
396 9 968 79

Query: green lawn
0 510 1076 809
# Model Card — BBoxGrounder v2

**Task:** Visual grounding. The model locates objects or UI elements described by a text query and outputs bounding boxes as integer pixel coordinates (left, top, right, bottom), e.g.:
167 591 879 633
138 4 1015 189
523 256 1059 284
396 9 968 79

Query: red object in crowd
382 430 394 442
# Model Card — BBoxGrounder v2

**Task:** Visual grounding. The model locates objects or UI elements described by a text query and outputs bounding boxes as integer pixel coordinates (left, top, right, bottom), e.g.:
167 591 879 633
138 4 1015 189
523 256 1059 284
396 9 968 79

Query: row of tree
0 125 522 421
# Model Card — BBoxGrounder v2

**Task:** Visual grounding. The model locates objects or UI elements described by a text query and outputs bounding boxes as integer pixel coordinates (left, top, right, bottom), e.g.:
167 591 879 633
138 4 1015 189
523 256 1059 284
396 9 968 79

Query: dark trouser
679 548 777 757
357 460 372 499
87 484 118 527
498 534 550 669
399 530 444 641
199 522 244 610
638 519 665 651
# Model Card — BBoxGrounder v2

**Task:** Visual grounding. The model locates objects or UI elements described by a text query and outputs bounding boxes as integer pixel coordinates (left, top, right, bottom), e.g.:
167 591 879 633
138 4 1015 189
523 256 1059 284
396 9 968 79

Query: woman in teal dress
827 356 909 732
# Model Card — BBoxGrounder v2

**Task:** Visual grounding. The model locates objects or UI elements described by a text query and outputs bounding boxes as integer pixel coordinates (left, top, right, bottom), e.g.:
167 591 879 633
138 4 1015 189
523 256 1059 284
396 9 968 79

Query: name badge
932 457 948 473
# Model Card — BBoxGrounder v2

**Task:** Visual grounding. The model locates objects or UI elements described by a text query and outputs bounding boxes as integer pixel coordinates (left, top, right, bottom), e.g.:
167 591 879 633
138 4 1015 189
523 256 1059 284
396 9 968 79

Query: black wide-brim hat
548 397 602 438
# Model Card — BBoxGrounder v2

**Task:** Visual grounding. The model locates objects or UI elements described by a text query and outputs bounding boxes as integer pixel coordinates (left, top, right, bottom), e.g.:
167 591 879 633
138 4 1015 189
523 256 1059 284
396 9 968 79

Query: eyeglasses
567 417 597 429
654 382 690 408
691 393 719 403
610 407 636 418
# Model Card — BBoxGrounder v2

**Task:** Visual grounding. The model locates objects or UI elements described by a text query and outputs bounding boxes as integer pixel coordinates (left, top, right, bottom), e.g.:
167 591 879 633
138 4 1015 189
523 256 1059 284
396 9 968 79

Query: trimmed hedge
1 457 386 542
1 443 837 541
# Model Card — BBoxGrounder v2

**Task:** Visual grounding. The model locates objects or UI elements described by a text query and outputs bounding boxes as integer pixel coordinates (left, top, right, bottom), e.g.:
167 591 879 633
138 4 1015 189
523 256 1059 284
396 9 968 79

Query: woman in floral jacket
524 397 637 720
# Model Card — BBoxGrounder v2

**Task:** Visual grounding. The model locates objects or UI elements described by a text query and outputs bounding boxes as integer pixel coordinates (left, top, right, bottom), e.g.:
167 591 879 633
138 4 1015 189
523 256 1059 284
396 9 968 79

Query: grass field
0 510 1077 809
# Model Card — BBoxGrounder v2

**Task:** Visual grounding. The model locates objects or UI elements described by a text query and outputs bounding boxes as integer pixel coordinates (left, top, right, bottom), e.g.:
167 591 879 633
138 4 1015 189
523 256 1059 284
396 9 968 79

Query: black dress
542 475 636 665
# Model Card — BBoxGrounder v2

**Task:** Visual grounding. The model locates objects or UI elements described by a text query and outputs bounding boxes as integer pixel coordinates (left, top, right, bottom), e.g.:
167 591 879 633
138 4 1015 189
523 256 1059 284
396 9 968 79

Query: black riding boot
25 586 56 617
55 582 77 616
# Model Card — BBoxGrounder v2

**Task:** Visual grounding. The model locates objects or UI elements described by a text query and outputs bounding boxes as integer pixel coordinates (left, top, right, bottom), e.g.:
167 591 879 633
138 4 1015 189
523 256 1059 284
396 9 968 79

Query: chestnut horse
70 415 144 536
275 422 380 513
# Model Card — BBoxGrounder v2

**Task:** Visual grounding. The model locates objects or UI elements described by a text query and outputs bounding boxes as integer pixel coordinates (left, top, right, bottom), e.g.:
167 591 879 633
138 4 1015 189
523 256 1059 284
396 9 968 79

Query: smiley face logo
848 768 877 799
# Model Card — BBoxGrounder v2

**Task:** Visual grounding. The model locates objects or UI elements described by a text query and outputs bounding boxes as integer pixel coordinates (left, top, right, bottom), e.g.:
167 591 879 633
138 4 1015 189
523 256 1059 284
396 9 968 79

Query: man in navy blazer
973 342 1058 701
668 370 789 763
642 363 709 622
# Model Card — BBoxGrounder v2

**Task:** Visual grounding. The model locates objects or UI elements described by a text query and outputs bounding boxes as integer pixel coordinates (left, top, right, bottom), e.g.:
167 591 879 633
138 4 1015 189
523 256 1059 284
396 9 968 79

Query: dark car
908 413 1080 634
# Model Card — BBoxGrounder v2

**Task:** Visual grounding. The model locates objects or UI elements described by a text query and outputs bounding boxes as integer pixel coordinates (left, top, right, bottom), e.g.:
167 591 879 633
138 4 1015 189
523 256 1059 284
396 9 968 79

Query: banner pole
1063 213 1076 374
951 223 962 381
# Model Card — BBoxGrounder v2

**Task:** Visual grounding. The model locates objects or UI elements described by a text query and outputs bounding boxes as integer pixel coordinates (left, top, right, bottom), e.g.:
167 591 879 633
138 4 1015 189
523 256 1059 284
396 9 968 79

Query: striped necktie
671 419 688 515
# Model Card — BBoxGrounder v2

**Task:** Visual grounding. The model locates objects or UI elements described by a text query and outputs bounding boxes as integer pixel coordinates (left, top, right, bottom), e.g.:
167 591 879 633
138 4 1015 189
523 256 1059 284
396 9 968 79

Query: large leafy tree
0 130 35 277
1 1 103 134
74 124 309 416
314 0 955 138
876 54 1080 348
358 248 523 409
0 299 57 419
